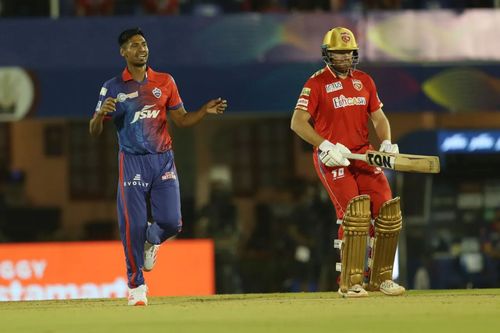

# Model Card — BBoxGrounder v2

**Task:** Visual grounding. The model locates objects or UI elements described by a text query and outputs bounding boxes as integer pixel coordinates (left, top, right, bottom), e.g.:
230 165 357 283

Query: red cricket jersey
295 66 382 153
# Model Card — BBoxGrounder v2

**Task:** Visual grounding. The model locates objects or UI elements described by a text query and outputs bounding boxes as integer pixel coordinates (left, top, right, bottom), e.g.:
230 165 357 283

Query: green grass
1 289 500 333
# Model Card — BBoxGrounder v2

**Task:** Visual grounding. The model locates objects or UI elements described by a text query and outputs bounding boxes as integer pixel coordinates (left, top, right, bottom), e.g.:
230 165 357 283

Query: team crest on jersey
352 79 363 91
152 87 162 98
326 82 343 93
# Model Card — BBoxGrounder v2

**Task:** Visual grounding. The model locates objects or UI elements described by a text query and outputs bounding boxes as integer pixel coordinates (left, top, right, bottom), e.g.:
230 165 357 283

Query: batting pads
367 197 402 291
338 195 371 294
336 196 402 293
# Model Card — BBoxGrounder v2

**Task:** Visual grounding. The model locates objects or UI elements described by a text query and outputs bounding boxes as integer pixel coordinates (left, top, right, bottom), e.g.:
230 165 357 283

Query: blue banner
0 15 498 118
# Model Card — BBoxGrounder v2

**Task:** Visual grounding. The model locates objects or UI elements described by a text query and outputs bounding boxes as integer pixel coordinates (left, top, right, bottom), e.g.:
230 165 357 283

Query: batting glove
319 140 350 167
379 140 399 154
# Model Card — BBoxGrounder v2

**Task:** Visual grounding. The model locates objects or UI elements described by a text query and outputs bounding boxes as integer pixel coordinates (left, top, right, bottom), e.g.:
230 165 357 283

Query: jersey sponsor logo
117 91 139 103
296 98 309 108
117 93 127 102
152 87 162 98
131 104 161 124
332 95 366 109
326 82 343 93
300 87 311 97
352 79 363 91
99 87 108 96
161 171 177 181
124 174 149 188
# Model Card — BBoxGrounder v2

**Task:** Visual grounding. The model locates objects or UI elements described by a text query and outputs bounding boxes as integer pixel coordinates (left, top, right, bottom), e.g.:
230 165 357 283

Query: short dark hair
118 27 145 47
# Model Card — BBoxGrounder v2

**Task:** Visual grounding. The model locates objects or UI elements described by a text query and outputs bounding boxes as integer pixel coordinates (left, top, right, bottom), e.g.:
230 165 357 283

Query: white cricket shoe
128 284 148 306
143 241 160 272
338 284 369 298
380 280 405 296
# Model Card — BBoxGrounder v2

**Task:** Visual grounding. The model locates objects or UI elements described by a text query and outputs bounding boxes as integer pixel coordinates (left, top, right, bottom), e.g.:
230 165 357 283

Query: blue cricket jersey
94 67 184 154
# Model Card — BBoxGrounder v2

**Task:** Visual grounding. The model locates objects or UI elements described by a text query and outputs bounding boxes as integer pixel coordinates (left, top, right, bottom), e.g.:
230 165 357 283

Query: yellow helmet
321 27 359 73
322 27 358 52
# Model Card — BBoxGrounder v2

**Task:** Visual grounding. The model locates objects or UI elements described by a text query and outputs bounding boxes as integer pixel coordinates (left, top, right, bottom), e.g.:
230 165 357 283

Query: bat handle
342 152 366 162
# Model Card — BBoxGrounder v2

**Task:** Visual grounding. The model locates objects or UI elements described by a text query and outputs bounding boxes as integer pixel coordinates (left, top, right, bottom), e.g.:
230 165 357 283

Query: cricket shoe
143 241 160 272
338 284 368 298
128 284 148 306
379 280 405 296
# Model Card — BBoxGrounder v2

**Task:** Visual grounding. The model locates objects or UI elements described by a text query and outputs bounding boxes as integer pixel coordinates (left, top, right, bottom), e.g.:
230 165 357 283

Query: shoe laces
382 280 399 288
349 284 364 292
145 243 159 255
129 285 147 298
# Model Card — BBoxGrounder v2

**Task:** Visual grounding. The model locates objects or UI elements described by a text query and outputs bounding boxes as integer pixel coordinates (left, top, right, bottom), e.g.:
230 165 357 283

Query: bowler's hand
97 97 116 117
379 140 399 154
319 140 350 167
204 98 227 115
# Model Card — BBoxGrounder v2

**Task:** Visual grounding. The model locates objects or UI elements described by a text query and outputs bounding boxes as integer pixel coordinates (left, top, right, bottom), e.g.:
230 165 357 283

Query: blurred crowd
192 178 339 293
2 163 499 293
0 164 341 293
411 215 500 290
0 0 497 17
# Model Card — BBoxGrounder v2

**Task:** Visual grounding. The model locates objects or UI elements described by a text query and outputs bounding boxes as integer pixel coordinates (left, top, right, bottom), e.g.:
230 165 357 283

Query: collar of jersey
325 65 353 79
121 66 160 83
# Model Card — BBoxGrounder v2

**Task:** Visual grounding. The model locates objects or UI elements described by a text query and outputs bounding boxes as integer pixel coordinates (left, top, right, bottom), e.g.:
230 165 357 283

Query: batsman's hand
96 97 116 117
204 98 228 115
319 140 350 167
379 140 399 154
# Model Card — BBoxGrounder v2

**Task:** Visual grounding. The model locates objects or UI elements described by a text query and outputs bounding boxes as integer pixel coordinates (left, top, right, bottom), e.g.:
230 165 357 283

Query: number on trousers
332 168 344 179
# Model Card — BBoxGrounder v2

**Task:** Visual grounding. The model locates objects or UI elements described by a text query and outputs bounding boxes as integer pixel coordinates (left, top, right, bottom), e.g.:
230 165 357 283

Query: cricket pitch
1 289 499 333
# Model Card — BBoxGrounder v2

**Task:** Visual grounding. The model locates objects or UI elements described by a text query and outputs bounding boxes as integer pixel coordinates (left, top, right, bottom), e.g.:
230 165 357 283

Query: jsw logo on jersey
131 105 161 124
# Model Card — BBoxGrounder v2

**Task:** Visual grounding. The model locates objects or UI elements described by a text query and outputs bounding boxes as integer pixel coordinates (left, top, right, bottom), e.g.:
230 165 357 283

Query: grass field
1 289 499 333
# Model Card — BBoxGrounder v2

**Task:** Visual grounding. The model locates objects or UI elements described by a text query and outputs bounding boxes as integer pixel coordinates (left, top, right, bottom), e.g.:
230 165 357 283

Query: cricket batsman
89 28 227 305
290 27 405 297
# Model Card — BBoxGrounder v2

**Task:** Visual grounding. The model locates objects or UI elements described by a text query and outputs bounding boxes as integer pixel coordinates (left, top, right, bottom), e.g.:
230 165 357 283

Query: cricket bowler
89 27 227 305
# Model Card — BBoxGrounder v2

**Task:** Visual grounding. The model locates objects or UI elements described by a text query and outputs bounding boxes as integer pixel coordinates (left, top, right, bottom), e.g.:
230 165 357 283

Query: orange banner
0 240 214 301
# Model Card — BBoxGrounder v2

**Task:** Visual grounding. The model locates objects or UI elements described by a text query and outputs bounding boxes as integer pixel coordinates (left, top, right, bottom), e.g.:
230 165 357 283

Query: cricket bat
342 150 440 174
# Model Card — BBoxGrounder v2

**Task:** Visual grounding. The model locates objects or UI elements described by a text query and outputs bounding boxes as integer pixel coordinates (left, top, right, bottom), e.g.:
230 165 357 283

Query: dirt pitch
1 289 499 333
